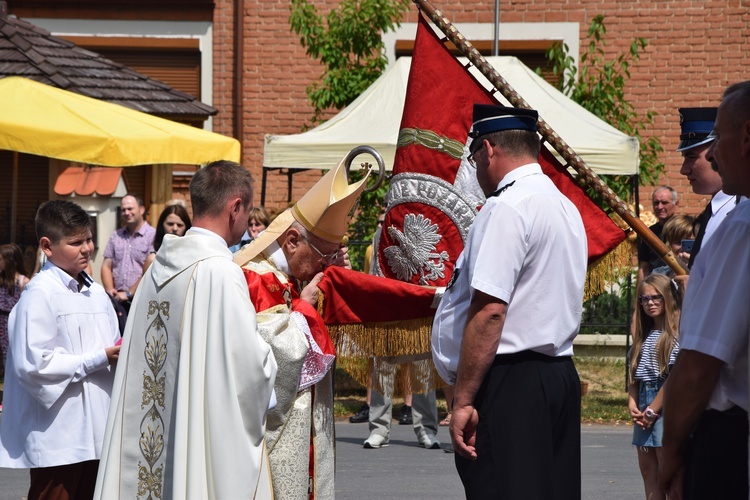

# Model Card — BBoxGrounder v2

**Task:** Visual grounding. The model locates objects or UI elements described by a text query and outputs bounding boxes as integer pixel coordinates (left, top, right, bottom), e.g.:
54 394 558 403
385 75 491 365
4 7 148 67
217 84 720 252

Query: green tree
289 0 410 125
289 0 408 268
539 15 664 201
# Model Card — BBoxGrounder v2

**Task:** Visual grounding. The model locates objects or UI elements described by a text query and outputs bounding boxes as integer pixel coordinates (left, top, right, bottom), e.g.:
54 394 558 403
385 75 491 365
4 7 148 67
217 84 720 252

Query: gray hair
483 129 541 160
652 185 678 204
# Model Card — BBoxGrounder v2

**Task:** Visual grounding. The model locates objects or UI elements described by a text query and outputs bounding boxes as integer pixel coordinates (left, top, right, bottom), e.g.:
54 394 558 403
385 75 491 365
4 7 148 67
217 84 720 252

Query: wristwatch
644 408 659 419
125 291 132 300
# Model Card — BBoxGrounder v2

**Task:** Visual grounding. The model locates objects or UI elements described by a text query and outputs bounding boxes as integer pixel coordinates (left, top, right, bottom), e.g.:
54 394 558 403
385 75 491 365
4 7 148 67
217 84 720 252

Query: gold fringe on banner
336 354 443 398
329 319 434 358
584 238 635 300
319 290 445 396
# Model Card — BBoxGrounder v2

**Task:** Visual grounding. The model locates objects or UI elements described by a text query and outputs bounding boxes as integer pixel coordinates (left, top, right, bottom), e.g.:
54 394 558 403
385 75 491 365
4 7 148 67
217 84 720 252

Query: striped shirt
634 329 680 382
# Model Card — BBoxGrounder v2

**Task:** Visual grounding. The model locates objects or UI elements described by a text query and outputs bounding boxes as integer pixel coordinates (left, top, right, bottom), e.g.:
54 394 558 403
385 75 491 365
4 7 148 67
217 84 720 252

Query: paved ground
0 419 642 499
0 421 643 500
335 420 642 499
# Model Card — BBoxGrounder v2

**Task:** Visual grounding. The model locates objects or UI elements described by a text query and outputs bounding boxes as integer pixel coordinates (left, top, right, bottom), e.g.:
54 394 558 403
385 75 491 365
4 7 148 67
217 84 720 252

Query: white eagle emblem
384 213 449 285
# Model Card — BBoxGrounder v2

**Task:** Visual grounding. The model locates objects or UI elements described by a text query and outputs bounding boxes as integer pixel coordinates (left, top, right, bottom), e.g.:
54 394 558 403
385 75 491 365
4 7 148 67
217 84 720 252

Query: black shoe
399 404 413 425
349 404 370 423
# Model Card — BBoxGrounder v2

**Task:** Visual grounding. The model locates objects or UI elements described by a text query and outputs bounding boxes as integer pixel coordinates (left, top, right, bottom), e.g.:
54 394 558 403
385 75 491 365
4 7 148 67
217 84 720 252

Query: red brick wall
215 0 750 216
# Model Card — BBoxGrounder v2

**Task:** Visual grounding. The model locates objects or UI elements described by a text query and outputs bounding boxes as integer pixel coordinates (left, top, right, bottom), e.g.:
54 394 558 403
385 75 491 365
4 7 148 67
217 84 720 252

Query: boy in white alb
0 200 121 499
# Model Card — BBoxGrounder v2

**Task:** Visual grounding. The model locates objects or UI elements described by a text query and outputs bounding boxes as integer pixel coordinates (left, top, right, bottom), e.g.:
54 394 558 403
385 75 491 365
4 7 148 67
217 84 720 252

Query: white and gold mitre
234 153 372 265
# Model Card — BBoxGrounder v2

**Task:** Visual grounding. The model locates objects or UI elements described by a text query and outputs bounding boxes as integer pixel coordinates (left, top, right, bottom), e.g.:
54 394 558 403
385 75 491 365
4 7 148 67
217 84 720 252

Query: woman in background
0 243 30 409
142 204 192 273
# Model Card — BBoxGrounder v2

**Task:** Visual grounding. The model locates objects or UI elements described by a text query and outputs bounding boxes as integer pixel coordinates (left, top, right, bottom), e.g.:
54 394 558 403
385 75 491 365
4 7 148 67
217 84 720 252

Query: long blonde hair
628 273 681 384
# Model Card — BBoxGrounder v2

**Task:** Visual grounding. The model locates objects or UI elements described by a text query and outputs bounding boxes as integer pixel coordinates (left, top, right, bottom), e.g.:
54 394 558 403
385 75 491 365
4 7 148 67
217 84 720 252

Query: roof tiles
0 8 216 119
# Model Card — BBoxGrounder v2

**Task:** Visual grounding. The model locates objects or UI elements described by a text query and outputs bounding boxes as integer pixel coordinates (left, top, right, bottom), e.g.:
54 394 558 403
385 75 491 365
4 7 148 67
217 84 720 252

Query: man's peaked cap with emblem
677 107 717 152
469 104 538 139
234 155 372 265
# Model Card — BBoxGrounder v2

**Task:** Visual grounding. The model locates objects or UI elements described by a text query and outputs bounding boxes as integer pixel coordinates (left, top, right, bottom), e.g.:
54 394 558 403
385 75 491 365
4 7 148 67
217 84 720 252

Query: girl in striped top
628 273 681 499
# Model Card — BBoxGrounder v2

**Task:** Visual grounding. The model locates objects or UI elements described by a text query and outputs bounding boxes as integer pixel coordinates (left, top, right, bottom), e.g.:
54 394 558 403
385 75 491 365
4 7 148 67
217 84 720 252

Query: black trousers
455 351 581 500
28 460 99 500
684 407 748 500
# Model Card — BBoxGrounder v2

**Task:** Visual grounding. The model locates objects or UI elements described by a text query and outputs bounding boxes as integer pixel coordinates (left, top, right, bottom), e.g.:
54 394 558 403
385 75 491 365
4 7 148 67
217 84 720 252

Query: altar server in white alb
432 104 588 499
95 160 277 499
0 200 121 499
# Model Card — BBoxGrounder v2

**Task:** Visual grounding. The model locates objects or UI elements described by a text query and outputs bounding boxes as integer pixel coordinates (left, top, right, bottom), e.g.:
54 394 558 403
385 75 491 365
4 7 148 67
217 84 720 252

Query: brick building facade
11 0 750 217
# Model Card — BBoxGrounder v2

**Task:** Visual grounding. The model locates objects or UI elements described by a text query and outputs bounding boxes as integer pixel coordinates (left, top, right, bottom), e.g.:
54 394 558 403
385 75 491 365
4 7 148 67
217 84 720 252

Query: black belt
706 406 748 418
492 350 569 366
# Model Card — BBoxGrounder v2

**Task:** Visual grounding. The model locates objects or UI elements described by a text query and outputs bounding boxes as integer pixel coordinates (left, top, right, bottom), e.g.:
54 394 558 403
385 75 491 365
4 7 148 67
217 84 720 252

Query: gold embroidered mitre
234 153 372 265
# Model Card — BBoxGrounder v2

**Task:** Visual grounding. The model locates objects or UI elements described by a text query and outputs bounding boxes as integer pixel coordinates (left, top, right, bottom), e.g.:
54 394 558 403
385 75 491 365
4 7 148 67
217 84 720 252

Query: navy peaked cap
470 105 538 138
677 107 717 152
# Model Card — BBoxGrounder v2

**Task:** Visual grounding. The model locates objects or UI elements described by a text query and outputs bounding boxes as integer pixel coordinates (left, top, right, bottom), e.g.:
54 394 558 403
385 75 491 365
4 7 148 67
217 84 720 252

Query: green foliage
580 289 631 336
346 169 391 271
580 271 635 335
289 0 410 125
539 15 664 201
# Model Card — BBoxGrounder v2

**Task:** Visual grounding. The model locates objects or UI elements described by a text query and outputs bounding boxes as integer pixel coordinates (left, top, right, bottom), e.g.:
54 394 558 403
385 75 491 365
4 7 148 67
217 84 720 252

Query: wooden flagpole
413 0 688 276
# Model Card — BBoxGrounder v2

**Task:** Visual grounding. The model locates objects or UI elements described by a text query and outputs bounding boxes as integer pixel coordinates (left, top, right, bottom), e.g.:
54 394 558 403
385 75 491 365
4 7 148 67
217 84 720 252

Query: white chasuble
95 232 277 499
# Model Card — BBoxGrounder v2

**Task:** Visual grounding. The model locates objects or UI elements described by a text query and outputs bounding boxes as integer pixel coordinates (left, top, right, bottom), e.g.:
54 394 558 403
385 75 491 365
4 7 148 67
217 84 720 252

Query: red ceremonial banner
377 14 626 289
318 267 438 325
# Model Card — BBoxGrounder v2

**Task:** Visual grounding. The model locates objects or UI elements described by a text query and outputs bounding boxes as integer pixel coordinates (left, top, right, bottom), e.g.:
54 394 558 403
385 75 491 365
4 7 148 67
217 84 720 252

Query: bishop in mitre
234 156 372 499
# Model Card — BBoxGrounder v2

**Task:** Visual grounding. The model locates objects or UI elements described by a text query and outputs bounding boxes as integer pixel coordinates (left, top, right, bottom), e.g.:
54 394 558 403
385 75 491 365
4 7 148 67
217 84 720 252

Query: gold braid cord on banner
397 127 466 159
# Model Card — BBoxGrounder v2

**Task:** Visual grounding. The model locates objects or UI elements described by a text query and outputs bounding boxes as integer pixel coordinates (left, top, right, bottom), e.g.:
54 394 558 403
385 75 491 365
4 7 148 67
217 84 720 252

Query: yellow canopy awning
0 76 240 166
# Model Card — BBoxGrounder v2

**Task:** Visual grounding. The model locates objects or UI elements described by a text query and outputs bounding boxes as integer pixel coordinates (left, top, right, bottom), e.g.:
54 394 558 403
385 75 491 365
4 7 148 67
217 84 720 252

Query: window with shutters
64 36 203 100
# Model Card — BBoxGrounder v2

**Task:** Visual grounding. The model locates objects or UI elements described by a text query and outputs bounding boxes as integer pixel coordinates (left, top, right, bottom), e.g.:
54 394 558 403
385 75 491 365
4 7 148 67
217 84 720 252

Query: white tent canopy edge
263 56 639 176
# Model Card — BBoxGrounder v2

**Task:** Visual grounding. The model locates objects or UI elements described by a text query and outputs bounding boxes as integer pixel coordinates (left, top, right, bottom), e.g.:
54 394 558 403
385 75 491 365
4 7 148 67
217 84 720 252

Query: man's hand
450 403 479 460
332 246 351 270
300 272 324 306
658 447 684 499
105 344 121 365
674 274 689 295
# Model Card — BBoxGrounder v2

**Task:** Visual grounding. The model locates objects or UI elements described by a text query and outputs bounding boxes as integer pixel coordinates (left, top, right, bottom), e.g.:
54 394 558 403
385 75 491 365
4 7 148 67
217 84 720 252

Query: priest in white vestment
95 161 277 499
234 156 373 499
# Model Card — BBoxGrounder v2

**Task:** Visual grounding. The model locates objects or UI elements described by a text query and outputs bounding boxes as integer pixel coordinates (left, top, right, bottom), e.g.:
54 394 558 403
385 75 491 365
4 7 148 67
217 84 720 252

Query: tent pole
493 0 499 56
412 0 687 276
261 167 268 206
11 151 18 242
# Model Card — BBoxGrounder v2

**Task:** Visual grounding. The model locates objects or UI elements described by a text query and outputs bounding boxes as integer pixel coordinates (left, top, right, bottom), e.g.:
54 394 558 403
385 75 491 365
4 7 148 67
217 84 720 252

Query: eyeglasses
639 294 664 305
377 219 385 226
467 150 478 169
466 140 494 169
300 233 340 266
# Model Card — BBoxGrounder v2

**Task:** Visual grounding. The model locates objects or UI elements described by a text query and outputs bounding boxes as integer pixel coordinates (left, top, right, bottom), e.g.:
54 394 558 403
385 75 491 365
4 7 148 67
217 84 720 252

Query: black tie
688 201 712 269
487 180 516 199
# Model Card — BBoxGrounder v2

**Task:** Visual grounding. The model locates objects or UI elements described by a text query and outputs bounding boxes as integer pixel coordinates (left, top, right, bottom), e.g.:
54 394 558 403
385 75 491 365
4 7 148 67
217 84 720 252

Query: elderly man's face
287 230 340 282
680 144 722 196
707 94 750 196
652 189 677 225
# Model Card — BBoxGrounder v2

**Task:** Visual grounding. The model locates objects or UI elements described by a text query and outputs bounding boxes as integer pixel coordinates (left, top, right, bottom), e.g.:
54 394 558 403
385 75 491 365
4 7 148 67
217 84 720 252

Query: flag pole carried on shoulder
413 0 687 276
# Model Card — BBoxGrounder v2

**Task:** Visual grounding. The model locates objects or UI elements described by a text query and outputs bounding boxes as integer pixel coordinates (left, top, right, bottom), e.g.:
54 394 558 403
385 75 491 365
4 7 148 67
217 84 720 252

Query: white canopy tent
264 56 639 177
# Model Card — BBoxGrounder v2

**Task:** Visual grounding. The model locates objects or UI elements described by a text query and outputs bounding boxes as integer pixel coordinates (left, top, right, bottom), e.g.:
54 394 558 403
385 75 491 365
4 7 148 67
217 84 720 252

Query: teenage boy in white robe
0 200 121 499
